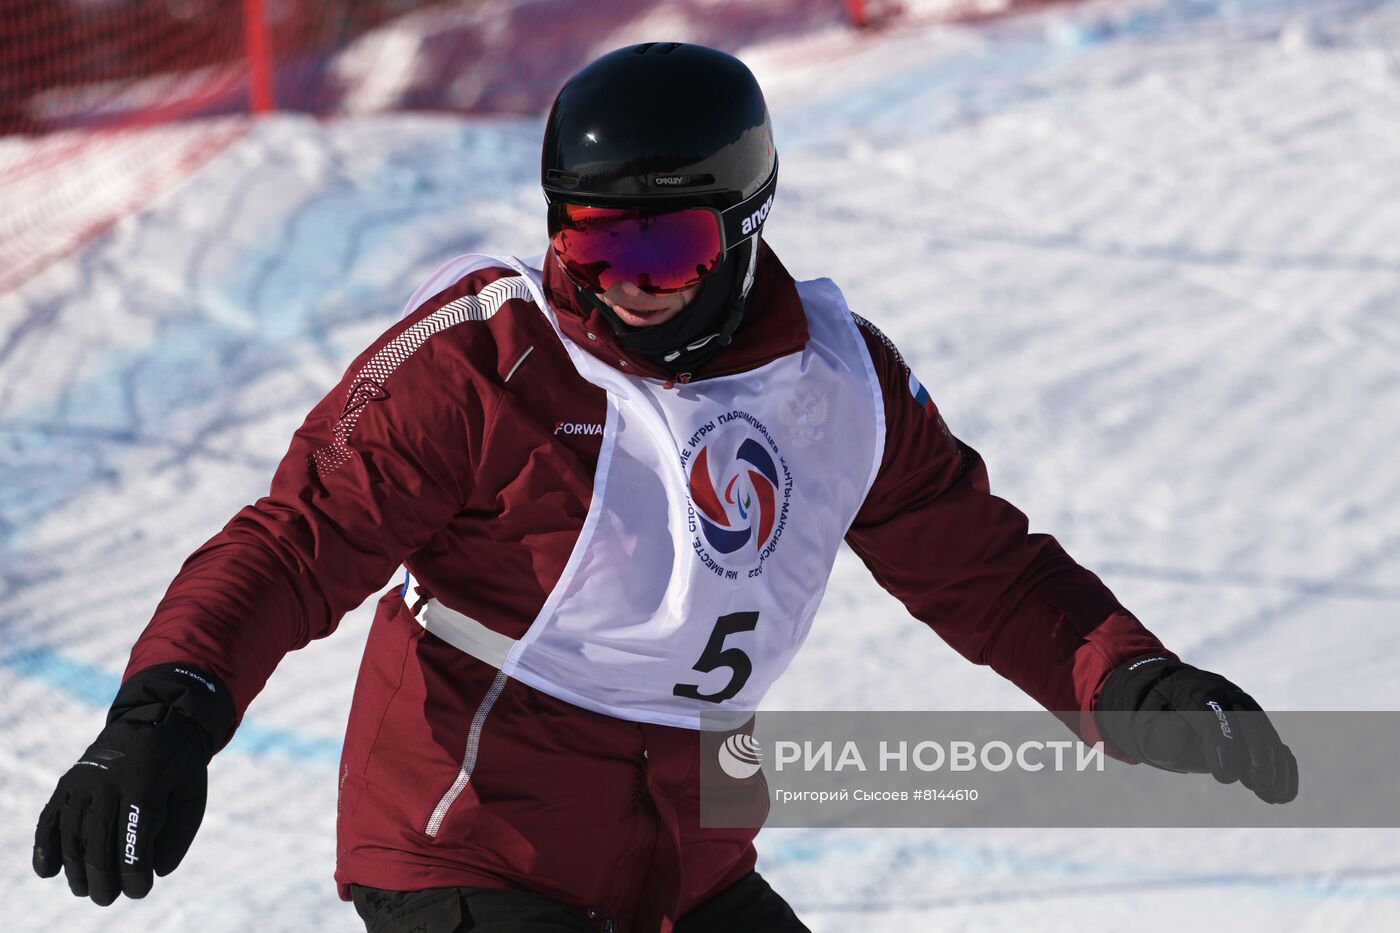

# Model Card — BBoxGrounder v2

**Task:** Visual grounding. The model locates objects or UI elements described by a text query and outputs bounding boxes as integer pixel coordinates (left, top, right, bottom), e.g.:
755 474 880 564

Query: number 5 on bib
673 611 760 703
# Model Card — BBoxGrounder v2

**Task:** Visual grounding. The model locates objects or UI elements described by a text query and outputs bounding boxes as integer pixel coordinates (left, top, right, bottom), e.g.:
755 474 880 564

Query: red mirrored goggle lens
548 203 724 296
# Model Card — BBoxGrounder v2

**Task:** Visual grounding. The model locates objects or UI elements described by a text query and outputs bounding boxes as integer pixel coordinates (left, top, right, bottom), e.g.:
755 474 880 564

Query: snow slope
3 0 1399 930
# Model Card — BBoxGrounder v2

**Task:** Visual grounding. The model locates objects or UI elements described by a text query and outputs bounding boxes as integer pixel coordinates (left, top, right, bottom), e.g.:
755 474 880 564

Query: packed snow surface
3 0 1399 930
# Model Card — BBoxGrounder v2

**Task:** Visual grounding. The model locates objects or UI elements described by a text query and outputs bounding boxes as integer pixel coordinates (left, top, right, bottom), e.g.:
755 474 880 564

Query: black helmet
542 42 777 221
541 43 779 374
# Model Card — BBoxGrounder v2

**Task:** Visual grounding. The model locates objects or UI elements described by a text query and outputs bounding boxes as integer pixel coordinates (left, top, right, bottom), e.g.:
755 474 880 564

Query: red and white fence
0 0 1079 294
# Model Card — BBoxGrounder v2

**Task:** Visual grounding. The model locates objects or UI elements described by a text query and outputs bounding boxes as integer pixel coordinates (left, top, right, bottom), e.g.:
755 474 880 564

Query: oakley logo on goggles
549 166 778 296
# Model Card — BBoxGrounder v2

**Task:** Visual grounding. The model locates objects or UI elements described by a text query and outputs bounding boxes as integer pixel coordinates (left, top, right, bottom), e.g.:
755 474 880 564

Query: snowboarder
34 42 1296 933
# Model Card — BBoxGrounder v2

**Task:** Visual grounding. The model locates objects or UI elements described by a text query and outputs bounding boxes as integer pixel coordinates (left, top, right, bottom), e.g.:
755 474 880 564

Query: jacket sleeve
844 315 1175 749
122 270 512 742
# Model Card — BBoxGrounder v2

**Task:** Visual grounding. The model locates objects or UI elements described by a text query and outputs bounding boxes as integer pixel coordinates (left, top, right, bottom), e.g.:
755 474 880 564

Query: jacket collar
541 241 810 383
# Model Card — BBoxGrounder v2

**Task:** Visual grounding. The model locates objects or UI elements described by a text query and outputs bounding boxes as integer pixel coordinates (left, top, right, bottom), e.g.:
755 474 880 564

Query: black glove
1096 656 1298 804
34 664 235 906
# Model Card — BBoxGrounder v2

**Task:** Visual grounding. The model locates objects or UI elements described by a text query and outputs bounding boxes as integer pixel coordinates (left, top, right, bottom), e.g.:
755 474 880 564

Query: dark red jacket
124 245 1172 931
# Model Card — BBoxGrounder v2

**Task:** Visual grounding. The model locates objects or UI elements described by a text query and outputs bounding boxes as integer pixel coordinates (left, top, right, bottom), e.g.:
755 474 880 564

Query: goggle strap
720 160 779 249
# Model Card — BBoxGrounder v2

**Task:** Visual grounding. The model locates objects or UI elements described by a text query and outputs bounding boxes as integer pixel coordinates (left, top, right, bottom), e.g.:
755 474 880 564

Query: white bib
420 254 885 730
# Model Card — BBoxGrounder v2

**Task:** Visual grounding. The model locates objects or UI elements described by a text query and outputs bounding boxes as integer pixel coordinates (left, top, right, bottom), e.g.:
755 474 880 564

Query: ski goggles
547 166 777 296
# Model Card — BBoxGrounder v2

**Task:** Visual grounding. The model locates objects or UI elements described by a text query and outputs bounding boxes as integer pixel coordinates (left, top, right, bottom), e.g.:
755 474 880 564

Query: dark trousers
350 870 810 933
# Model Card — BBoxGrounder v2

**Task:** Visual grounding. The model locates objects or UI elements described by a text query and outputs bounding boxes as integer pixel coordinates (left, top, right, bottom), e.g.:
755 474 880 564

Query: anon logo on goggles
548 164 778 296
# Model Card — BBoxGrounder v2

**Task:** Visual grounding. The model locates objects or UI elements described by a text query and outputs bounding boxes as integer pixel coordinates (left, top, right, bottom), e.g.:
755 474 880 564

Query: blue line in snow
0 643 342 764
10 644 1395 900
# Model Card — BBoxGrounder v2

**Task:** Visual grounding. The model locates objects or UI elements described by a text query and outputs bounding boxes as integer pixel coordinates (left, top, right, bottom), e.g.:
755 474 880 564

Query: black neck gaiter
580 244 755 375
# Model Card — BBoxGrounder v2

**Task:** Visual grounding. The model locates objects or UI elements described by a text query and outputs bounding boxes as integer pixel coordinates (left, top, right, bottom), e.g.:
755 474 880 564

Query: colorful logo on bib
690 439 780 555
681 410 794 578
